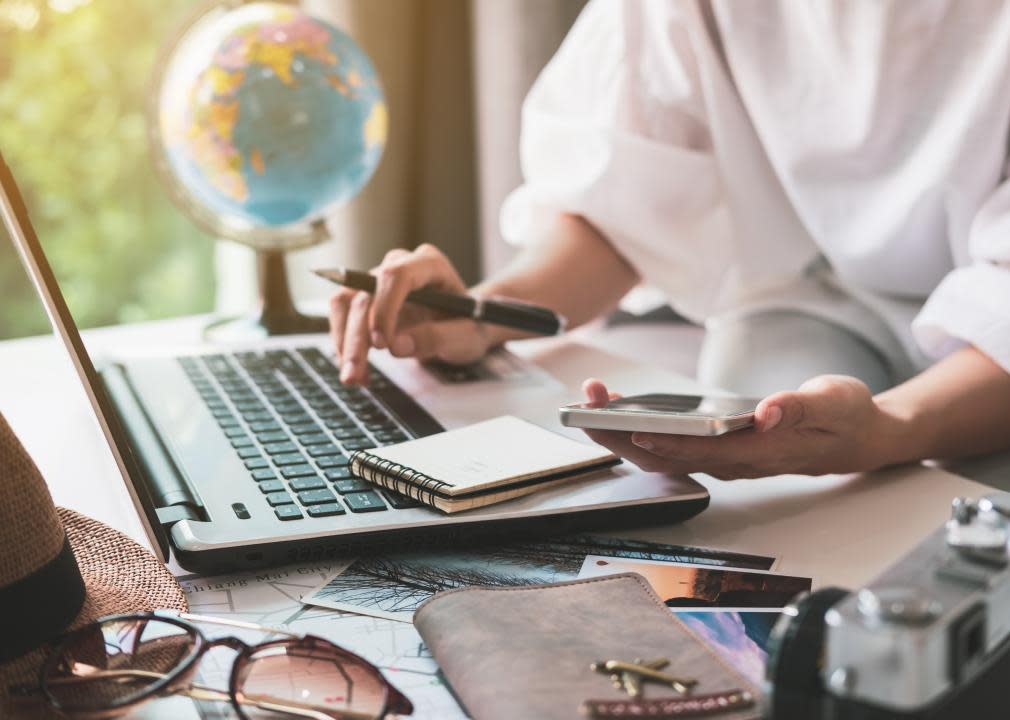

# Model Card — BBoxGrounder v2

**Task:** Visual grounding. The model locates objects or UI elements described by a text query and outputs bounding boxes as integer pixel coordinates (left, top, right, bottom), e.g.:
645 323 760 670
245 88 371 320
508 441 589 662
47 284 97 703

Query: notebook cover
350 415 618 512
414 573 762 720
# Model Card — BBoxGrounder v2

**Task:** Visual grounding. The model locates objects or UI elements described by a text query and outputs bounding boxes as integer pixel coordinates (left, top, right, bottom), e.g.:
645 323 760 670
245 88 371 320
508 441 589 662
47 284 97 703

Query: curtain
214 0 586 315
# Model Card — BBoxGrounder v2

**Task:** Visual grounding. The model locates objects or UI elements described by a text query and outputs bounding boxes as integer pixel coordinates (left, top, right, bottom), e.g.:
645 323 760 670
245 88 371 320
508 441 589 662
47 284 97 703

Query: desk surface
0 315 995 717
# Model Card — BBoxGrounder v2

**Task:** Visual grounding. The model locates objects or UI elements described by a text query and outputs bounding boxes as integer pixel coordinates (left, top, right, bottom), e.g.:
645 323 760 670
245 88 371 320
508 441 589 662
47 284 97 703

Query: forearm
873 346 1010 466
473 212 640 345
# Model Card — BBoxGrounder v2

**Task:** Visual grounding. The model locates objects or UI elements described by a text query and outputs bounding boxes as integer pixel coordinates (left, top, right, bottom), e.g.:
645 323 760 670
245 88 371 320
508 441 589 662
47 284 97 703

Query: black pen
313 268 566 336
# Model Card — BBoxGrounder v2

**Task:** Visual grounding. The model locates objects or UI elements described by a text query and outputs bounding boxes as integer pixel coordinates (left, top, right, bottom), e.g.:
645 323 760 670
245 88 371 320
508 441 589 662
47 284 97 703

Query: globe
150 1 387 251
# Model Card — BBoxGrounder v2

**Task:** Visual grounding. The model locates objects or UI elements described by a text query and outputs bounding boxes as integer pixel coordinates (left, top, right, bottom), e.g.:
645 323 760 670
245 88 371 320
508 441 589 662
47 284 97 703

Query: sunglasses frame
38 611 413 719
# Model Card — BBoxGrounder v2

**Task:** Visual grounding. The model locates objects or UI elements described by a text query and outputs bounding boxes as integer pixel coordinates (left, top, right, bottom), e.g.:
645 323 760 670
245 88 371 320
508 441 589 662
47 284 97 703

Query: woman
329 1 1010 479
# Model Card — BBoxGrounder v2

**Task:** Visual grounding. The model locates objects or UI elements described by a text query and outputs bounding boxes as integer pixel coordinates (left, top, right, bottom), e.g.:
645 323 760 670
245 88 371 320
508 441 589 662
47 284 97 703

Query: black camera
764 494 1010 719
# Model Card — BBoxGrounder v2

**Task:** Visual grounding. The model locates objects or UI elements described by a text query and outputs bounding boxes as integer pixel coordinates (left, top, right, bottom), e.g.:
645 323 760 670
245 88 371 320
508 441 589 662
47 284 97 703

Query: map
177 562 465 719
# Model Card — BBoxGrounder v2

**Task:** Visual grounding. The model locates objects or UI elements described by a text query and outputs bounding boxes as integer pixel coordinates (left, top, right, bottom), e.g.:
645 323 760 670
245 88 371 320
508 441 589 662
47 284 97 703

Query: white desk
0 316 996 716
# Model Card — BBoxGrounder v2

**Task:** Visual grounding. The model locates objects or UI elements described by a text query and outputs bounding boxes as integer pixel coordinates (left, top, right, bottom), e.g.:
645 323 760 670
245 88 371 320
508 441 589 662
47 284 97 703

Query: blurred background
0 0 586 340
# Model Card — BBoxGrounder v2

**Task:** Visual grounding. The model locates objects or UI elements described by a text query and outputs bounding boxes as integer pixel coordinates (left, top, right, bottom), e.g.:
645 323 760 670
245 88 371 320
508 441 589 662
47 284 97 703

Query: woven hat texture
0 413 65 586
0 413 187 717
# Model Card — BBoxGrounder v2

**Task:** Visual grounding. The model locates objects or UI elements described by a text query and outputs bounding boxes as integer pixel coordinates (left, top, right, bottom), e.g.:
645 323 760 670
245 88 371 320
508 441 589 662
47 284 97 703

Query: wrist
868 393 930 469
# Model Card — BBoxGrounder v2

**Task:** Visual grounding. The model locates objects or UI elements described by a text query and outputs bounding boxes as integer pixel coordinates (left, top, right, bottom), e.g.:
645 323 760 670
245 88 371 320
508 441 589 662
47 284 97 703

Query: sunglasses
22 611 413 719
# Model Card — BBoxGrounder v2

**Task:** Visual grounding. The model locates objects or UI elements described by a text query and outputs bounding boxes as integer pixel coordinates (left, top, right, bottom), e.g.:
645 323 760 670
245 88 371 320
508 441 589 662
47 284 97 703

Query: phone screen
602 394 760 417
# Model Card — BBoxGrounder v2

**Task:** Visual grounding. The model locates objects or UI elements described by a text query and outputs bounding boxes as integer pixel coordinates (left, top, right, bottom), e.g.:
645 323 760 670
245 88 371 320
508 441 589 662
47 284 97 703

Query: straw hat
0 412 188 717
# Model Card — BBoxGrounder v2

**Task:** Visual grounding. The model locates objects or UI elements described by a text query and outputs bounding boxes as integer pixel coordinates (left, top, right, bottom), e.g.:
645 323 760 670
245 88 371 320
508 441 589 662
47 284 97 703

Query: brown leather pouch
414 573 762 720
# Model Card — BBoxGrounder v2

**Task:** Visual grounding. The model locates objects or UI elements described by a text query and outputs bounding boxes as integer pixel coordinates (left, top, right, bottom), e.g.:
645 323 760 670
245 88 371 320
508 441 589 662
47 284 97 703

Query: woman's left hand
580 376 897 479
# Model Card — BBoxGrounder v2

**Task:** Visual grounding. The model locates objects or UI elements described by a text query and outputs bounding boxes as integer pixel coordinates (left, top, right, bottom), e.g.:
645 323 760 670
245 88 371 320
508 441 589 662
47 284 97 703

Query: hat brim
60 507 188 622
1 508 187 717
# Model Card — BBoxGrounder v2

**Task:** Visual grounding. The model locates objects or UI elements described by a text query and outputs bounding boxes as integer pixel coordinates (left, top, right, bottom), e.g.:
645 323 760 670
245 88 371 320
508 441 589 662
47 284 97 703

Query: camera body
766 493 1010 719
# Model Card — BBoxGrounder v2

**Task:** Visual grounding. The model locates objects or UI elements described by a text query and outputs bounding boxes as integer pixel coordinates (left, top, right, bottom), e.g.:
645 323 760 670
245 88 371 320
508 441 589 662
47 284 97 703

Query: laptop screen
0 150 169 562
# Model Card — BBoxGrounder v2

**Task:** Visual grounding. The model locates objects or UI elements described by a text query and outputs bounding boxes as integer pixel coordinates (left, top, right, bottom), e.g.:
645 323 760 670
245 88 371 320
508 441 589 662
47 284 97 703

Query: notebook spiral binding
349 450 452 508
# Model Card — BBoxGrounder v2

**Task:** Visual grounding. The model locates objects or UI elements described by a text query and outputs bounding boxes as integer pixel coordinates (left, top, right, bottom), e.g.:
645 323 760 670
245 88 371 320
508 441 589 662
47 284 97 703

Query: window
0 0 214 340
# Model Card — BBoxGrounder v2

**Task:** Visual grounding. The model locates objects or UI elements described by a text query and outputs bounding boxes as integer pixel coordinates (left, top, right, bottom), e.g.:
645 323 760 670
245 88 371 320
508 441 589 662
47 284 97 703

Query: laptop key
271 400 303 413
289 422 323 436
332 428 365 441
241 410 273 423
265 491 294 507
271 453 307 466
218 416 240 428
245 457 270 470
316 455 350 469
307 443 342 458
233 399 263 411
258 480 286 493
307 502 345 518
324 417 357 431
279 410 312 423
281 464 317 479
365 420 397 432
275 505 303 521
223 426 247 439
297 432 330 446
342 439 375 451
344 490 387 513
333 477 371 494
315 407 349 420
231 436 254 448
251 468 278 482
290 476 326 491
324 467 355 482
256 431 288 444
249 421 282 433
236 446 262 460
264 442 298 456
384 491 423 509
297 489 338 506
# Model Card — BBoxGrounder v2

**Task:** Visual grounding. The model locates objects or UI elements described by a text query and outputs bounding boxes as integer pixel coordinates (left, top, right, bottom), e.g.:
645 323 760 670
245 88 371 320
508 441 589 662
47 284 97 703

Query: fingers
582 429 676 473
328 287 356 363
632 430 778 478
755 375 871 432
370 244 466 349
340 290 373 384
366 248 410 350
582 378 610 408
392 319 490 365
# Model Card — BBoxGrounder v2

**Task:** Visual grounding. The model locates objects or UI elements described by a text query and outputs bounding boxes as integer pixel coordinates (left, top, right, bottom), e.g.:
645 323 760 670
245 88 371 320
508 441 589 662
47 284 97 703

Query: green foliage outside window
0 0 215 340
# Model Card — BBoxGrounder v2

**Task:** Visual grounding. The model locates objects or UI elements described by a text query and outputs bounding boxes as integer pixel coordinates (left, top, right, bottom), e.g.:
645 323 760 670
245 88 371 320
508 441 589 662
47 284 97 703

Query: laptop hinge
101 363 208 529
156 505 200 525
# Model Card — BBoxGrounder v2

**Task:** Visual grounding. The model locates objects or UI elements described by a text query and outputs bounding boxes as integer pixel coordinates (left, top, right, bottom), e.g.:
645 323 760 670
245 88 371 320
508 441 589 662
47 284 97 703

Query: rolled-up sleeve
913 178 1010 373
500 0 738 320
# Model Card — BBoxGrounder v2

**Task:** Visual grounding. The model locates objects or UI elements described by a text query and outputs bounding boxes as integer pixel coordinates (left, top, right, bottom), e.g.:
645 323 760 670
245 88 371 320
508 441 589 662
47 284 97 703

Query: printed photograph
578 556 811 609
303 535 775 621
676 610 781 686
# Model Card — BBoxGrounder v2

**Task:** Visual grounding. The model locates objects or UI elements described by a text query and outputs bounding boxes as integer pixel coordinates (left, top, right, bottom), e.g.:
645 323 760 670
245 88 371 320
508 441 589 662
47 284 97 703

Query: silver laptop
0 151 709 573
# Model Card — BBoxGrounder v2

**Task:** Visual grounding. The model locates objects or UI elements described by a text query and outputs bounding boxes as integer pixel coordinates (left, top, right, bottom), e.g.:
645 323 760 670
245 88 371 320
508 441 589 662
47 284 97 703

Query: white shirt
501 0 1010 375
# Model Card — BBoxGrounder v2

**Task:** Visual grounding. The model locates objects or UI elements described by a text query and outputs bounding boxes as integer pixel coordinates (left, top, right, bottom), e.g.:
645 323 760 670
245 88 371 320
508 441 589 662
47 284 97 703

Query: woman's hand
329 244 494 384
580 376 899 479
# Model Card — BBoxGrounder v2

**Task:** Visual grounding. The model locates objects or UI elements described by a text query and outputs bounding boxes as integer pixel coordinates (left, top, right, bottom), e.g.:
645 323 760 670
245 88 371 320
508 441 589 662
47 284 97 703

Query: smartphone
559 393 761 436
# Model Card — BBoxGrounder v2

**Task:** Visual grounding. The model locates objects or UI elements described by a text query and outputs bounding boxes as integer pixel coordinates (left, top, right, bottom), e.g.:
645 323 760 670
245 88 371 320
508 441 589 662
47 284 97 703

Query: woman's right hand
329 243 495 385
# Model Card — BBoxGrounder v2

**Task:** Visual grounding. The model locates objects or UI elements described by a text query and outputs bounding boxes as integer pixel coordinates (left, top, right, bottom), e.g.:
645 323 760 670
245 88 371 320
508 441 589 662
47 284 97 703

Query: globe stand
204 250 328 342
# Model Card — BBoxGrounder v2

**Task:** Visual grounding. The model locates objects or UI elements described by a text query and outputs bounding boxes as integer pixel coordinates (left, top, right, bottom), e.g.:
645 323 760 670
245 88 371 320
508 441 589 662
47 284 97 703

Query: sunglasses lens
43 617 197 712
237 640 388 719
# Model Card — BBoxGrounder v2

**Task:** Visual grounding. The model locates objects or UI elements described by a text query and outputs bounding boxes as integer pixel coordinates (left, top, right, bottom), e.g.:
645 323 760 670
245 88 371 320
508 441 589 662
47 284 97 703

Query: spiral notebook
349 415 620 513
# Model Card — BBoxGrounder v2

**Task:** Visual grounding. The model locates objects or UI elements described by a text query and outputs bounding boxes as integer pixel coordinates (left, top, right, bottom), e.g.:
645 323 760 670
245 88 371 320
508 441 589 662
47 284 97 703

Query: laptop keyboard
177 347 443 522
